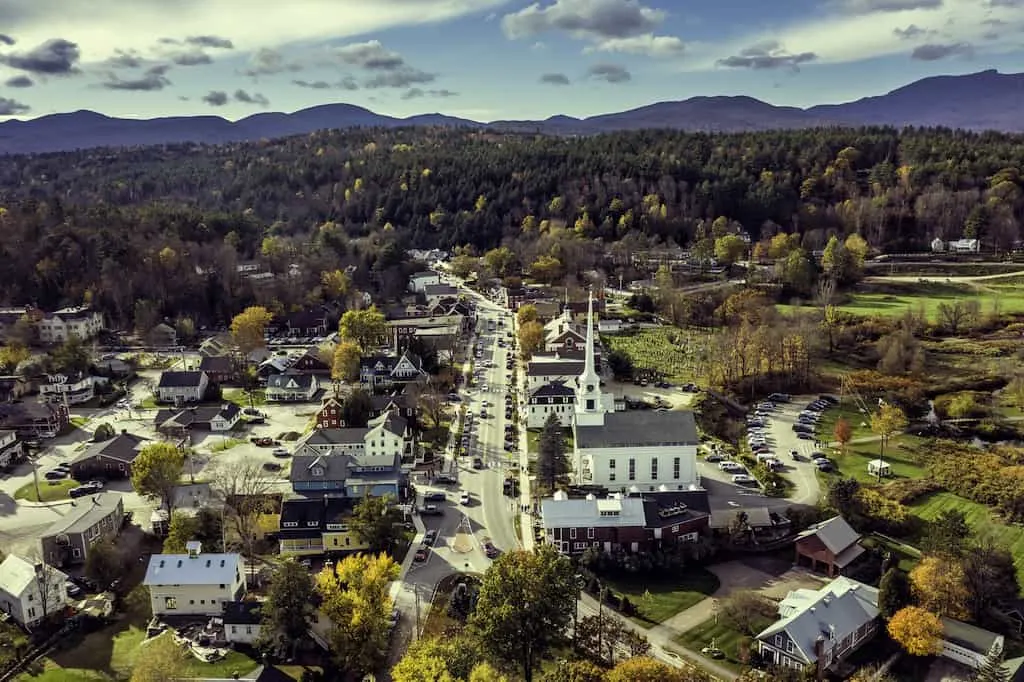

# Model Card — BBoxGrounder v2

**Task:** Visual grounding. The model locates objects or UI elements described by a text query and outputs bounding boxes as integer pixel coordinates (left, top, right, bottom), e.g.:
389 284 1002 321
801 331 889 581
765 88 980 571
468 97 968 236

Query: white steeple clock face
587 384 594 392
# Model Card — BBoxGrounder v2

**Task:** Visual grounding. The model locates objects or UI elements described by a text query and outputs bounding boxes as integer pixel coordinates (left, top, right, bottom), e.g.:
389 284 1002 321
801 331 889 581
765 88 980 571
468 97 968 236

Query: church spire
583 291 596 379
574 289 605 426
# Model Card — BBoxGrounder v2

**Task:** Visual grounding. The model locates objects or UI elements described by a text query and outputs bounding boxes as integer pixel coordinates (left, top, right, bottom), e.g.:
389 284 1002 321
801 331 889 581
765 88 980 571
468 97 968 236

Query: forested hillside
0 126 1022 328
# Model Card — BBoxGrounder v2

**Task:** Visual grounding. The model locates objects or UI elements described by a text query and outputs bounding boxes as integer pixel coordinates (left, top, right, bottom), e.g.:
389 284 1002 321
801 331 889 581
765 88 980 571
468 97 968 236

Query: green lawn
861 533 921 573
823 435 928 484
603 327 717 384
604 568 720 628
816 400 875 443
15 478 80 502
223 388 266 407
210 437 245 452
137 396 158 409
908 491 1024 586
70 416 91 429
674 616 755 673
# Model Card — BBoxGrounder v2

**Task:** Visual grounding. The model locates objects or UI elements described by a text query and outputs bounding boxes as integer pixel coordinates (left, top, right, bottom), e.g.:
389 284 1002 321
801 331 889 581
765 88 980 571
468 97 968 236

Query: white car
732 474 757 484
459 492 471 505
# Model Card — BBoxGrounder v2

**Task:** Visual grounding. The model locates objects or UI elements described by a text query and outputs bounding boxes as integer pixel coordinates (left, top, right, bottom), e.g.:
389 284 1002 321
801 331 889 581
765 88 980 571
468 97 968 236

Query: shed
867 459 891 477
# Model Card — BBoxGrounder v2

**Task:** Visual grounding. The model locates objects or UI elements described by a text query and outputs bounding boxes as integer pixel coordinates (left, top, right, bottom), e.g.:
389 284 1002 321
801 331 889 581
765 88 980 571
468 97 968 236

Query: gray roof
266 373 316 390
796 516 861 555
304 428 368 446
527 360 584 377
41 492 122 537
71 433 148 466
157 371 207 388
530 382 575 398
941 617 1002 655
574 410 699 449
290 455 348 483
199 355 233 373
144 551 242 587
370 411 408 438
757 576 879 665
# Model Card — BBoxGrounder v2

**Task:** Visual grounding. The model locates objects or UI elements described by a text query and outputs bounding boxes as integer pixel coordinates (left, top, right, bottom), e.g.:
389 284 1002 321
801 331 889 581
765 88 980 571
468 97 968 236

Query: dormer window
311 467 324 476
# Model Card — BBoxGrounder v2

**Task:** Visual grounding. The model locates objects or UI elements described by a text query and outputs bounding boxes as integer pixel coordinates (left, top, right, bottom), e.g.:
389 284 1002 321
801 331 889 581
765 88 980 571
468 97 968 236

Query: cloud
0 38 80 75
982 30 1000 40
838 0 942 12
234 88 269 106
0 0 507 65
241 47 302 76
502 0 664 41
540 72 571 85
0 98 30 115
105 49 143 68
293 79 332 89
185 35 233 49
586 63 631 83
100 68 171 90
169 50 212 66
987 0 1023 6
716 41 817 70
585 33 684 57
981 18 1007 26
338 76 360 90
335 40 404 70
910 41 973 59
364 69 436 89
892 24 933 39
202 90 228 106
0 35 15 46
400 88 458 99
4 75 34 88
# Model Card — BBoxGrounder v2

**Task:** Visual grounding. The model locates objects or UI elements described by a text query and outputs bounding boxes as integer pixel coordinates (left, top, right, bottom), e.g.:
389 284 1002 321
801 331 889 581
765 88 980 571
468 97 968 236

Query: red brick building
316 397 345 429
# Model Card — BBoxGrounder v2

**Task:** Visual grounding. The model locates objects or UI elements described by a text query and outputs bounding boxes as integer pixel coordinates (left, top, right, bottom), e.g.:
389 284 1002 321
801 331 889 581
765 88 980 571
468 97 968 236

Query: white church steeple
574 291 605 426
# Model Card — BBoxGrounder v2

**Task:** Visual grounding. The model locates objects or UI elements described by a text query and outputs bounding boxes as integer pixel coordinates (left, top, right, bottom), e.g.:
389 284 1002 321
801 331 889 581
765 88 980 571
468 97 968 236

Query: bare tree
209 459 274 560
25 550 62 628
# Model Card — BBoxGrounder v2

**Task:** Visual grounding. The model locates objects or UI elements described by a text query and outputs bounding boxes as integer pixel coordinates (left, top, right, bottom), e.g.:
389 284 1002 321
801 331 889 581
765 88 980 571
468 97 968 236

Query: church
570 295 701 493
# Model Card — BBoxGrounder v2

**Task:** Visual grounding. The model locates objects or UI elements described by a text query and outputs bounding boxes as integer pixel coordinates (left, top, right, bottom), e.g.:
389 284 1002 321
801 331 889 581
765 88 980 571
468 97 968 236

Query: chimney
185 540 202 558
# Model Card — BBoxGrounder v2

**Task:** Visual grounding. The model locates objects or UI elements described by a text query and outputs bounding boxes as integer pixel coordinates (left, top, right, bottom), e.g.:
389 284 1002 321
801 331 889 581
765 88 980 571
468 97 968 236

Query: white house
265 373 319 402
756 576 880 674
0 429 23 468
949 238 981 253
526 381 576 429
526 359 585 392
37 307 104 344
408 271 441 293
223 600 263 645
39 372 106 405
296 412 410 460
598 319 624 335
155 371 209 404
0 555 68 628
569 295 700 492
144 542 245 617
931 237 946 253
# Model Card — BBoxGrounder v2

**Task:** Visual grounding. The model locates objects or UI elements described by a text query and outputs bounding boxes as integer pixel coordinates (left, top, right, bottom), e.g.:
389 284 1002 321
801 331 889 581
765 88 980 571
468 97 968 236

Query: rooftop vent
185 540 202 558
658 503 689 519
585 493 596 501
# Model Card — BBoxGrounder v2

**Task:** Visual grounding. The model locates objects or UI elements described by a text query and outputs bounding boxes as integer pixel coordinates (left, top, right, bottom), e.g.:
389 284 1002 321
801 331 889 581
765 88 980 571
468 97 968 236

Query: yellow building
277 498 370 557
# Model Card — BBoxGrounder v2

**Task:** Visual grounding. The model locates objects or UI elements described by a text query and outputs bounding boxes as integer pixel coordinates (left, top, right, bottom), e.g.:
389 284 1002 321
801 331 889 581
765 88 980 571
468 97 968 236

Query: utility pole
414 589 421 641
32 455 41 502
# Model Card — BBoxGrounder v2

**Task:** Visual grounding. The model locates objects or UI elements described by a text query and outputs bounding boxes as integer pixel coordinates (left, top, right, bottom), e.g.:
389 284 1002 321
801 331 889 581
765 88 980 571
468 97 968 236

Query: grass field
861 533 921 573
908 491 1024 586
210 437 245 452
604 568 720 628
816 400 875 442
223 388 266 407
603 327 716 384
822 435 927 484
15 478 80 502
674 615 756 673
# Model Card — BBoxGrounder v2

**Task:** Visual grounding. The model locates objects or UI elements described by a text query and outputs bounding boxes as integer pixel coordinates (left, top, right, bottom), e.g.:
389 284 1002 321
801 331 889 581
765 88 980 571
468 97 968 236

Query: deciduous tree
163 512 200 553
0 343 29 372
537 660 605 682
320 269 351 300
350 493 396 553
713 234 746 265
230 305 273 355
392 635 478 682
910 555 970 619
210 459 273 559
259 558 315 659
517 321 544 359
833 417 852 453
483 246 517 278
130 442 185 513
316 553 399 676
93 422 115 442
84 538 124 590
331 339 362 385
516 304 538 326
877 567 913 620
718 590 777 636
921 508 970 558
963 539 1020 621
341 388 373 428
605 656 705 682
339 306 387 348
129 633 187 682
887 606 942 656
869 402 908 468
469 544 576 682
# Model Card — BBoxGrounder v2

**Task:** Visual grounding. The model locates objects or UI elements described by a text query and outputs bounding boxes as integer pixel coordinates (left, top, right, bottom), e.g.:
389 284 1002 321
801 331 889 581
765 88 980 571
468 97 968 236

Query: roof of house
541 495 648 529
709 506 776 529
574 410 699 449
796 516 861 556
369 392 409 412
199 356 233 373
757 576 879 665
290 455 348 483
71 433 148 466
0 555 67 599
0 400 63 422
941 617 1002 654
222 600 263 625
530 382 576 399
527 360 585 377
266 373 316 390
157 371 207 389
304 428 369 446
423 283 459 297
349 452 401 471
635 490 712 528
42 492 122 538
370 411 408 438
156 404 240 430
144 551 242 586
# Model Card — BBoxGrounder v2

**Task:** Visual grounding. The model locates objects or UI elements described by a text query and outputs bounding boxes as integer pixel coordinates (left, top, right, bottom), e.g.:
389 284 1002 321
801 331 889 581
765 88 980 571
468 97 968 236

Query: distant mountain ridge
2 69 1024 155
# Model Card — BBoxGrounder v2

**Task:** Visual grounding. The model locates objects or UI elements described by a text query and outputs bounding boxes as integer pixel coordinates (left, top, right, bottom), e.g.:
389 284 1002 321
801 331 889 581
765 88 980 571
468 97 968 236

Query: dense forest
0 125 1023 328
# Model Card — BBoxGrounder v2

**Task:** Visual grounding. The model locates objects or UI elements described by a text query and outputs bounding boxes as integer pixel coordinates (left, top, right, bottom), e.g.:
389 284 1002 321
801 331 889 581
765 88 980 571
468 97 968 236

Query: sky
0 0 1022 122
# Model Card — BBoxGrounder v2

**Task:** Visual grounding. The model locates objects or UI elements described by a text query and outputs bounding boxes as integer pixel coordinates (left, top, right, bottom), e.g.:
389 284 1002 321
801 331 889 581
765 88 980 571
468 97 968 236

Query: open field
15 478 80 502
223 388 266 407
908 491 1024 586
822 435 927 484
817 400 875 443
604 568 720 628
602 327 717 384
674 616 755 674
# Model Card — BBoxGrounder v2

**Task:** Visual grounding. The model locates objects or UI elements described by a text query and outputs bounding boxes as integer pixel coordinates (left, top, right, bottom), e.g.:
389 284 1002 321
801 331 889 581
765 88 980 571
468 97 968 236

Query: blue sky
0 0 1021 121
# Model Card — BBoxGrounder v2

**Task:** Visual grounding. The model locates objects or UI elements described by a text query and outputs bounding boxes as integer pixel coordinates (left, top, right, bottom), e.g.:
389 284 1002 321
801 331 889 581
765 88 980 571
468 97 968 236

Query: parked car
423 492 446 502
483 541 499 559
271 448 290 458
705 453 724 463
424 530 438 545
434 475 457 485
472 457 484 470
459 492 471 505
65 580 82 598
769 393 791 402
69 482 102 498
44 469 67 480
414 546 429 562
251 437 274 447
262 462 283 472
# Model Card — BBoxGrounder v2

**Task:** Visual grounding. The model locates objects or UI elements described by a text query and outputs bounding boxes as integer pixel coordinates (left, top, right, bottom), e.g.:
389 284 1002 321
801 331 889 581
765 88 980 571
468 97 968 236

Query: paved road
866 270 1024 283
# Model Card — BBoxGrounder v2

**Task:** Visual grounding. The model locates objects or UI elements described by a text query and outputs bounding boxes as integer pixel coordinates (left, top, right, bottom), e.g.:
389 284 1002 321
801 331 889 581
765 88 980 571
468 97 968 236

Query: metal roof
144 551 242 586
574 410 698 449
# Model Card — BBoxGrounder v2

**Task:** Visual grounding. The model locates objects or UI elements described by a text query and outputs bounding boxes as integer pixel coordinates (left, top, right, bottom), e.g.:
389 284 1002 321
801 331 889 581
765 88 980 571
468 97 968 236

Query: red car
251 437 274 447
483 542 499 559
414 545 429 562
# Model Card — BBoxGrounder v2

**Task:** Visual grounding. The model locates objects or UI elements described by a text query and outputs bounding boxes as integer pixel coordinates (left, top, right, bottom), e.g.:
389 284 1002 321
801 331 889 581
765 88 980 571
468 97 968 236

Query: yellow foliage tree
870 402 908 468
887 606 943 656
339 306 386 349
0 343 29 371
230 306 273 355
517 321 544 360
316 553 399 676
529 255 563 284
910 555 970 618
516 304 538 326
320 269 351 299
468 662 510 681
332 340 362 385
605 656 707 682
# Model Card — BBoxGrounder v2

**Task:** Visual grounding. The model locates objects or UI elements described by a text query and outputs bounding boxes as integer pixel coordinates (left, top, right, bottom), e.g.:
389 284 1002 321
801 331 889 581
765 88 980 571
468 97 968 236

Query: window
673 457 680 480
651 458 658 480
671 525 679 533
628 459 636 481
587 527 595 539
165 597 177 610
574 542 587 550
72 547 82 558
570 528 577 539
219 584 226 589
785 639 794 654
586 399 595 410
231 626 237 634
609 459 616 469
246 626 252 635
609 473 615 482
27 607 36 619
775 635 783 647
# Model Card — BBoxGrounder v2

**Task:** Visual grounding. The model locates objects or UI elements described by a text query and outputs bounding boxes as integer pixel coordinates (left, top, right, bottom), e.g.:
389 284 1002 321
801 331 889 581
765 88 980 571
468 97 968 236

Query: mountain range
3 69 1024 155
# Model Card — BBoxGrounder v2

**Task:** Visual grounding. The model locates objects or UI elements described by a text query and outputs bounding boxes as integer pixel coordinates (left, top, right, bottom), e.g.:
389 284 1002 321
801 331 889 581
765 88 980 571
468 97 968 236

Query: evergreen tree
537 413 569 493
975 642 1010 682
878 567 913 620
